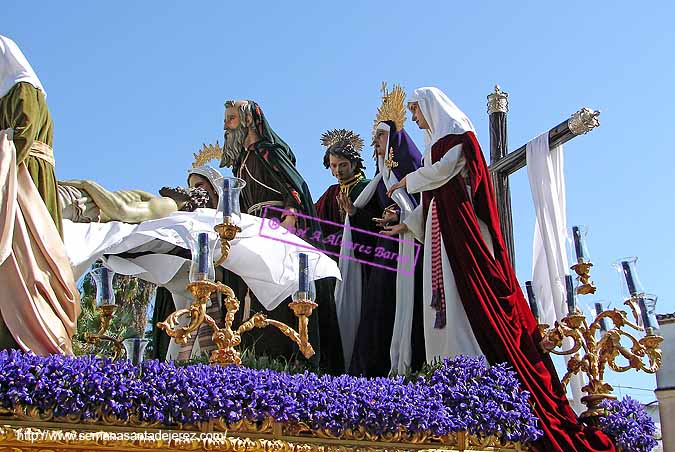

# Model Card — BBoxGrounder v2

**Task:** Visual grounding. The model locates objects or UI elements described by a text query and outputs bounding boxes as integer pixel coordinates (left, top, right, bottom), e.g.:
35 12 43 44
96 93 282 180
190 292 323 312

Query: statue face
328 154 356 182
222 104 249 167
188 174 218 208
374 128 389 157
408 102 430 130
224 105 242 131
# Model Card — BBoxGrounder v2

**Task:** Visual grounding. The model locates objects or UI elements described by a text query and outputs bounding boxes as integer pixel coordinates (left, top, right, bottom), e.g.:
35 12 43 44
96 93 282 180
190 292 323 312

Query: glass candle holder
217 176 246 224
122 338 150 366
638 293 659 333
570 225 591 264
565 274 577 314
292 251 320 303
90 265 116 307
187 230 217 282
612 257 644 298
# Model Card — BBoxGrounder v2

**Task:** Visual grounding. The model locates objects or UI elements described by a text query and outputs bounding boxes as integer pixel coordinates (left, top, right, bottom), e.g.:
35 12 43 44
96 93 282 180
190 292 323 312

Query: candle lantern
90 265 116 307
214 177 246 265
565 274 577 314
569 225 596 294
123 338 151 366
612 257 645 298
638 294 659 333
84 263 123 359
216 177 246 224
188 231 217 283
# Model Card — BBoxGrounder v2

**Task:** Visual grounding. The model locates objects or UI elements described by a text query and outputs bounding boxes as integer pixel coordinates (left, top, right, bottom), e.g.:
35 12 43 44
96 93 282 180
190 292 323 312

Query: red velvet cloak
422 132 615 452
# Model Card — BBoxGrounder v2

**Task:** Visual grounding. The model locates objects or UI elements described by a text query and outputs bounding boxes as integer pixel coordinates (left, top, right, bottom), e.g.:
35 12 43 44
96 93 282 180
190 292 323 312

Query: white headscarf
187 165 224 199
409 87 474 149
0 35 46 99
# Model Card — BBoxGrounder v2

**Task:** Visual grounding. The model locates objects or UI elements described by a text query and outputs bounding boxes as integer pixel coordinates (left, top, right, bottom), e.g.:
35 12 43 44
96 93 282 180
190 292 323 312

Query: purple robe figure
350 121 426 377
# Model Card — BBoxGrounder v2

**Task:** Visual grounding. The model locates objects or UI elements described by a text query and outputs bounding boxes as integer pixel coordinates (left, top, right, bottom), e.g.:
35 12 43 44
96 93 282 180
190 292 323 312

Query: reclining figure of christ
58 179 208 223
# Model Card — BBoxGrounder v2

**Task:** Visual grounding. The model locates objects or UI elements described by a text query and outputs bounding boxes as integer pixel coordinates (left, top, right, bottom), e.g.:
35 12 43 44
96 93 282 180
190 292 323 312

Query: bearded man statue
219 100 343 373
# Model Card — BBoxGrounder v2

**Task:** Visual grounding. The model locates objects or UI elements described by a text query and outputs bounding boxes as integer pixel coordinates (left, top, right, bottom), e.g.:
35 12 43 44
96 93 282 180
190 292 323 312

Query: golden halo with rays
373 82 406 137
192 141 223 168
320 129 364 153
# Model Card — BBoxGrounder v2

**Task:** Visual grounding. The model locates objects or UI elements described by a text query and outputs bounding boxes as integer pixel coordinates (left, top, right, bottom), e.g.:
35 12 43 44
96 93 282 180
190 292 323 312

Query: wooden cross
486 85 600 267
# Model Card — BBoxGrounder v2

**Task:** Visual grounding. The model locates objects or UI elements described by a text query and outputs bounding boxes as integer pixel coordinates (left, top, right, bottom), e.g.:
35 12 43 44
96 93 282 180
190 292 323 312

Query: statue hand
381 223 408 237
337 191 356 216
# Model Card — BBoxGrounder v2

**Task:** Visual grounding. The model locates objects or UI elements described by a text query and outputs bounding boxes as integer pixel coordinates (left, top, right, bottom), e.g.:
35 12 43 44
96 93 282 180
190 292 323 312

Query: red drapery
422 132 615 452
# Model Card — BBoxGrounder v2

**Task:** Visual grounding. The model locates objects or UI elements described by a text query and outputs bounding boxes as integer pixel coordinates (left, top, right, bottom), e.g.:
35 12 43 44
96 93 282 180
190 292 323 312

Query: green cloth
0 82 62 236
349 177 369 200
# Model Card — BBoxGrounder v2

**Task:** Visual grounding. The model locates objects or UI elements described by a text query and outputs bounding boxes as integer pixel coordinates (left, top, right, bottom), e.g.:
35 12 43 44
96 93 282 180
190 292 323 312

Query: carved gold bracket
539 295 662 421
158 225 316 366
83 304 123 360
214 219 241 266
571 261 597 295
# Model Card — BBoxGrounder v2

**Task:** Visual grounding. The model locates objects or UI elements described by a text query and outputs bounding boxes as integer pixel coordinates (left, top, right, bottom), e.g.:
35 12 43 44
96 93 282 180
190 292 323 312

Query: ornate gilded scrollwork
487 85 509 114
0 422 529 451
568 107 601 135
539 296 662 420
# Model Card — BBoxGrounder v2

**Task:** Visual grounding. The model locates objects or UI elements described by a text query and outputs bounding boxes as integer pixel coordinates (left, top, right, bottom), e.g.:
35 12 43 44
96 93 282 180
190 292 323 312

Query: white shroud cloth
63 210 341 311
526 133 568 327
526 132 584 413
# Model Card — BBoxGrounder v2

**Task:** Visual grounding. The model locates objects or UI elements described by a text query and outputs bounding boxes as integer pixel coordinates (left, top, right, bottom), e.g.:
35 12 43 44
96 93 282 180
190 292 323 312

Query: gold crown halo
373 82 406 136
320 129 364 153
192 142 223 168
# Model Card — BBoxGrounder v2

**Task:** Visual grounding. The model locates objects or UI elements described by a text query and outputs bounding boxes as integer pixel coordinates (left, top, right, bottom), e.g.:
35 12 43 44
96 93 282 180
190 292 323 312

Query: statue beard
220 124 248 168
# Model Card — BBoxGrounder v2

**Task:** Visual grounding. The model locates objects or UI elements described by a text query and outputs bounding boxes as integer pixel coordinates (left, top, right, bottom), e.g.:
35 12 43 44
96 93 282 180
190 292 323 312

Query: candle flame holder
539 292 662 423
83 304 124 360
157 227 316 366
213 217 241 266
571 260 597 295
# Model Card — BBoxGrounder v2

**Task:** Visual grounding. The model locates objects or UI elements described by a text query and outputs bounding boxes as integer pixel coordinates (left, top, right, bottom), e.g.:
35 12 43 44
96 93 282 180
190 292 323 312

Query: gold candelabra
83 304 124 360
157 220 317 366
571 259 596 295
539 262 662 422
213 216 241 266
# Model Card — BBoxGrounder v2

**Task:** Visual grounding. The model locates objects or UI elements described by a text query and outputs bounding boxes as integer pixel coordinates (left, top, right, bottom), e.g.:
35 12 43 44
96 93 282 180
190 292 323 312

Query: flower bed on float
0 351 656 452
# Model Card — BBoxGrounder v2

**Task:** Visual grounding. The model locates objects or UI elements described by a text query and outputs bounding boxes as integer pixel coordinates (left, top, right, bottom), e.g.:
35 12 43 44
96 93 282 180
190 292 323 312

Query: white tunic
403 143 494 362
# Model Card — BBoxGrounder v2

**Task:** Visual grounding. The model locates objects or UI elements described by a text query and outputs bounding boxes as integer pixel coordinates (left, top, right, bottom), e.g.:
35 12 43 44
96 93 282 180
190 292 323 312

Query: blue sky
4 1 674 402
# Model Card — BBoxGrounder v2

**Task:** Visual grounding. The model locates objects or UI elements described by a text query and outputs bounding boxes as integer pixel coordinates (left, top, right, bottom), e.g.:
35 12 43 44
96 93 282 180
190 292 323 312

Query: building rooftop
657 313 675 325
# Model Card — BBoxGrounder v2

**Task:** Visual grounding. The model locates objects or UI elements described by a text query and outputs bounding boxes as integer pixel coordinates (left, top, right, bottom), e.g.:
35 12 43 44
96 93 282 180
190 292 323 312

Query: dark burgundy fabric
314 184 343 258
423 132 615 452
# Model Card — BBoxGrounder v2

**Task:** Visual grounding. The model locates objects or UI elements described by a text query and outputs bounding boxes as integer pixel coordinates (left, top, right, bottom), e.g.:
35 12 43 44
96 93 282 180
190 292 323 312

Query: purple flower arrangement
0 350 542 443
599 397 658 452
